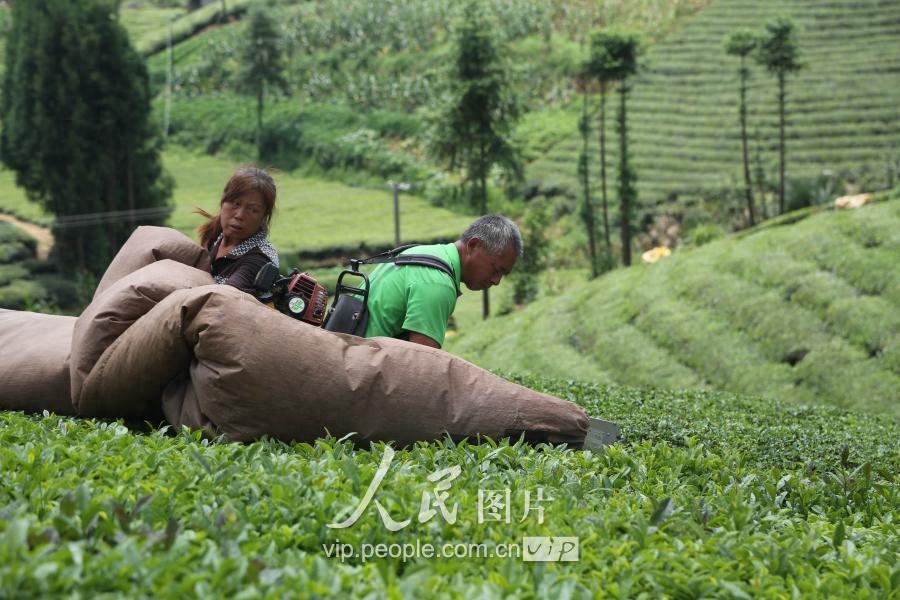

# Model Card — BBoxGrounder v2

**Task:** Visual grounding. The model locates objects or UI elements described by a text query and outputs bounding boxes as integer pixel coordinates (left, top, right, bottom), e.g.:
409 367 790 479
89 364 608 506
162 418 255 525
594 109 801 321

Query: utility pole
387 180 410 247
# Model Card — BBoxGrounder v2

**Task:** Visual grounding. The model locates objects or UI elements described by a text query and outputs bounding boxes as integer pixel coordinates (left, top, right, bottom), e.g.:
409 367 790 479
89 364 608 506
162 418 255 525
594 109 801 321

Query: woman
196 166 280 293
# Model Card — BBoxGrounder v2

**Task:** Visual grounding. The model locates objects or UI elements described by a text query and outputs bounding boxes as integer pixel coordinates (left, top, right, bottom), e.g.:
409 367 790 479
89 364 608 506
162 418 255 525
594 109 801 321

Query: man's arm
400 280 456 348
407 331 440 348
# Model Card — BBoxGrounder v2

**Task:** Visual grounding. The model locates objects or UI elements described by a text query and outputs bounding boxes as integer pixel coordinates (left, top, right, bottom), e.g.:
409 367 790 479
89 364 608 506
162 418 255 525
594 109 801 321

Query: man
364 214 522 348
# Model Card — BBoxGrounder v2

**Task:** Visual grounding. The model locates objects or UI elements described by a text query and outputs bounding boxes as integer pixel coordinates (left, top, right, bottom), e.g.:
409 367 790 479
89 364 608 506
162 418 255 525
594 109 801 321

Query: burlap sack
70 260 214 414
94 226 211 299
0 309 77 415
83 285 588 445
80 285 259 421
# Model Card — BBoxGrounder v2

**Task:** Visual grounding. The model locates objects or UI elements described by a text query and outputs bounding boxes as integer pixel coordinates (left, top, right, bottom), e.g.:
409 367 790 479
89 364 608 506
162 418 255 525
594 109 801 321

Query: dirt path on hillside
0 213 53 259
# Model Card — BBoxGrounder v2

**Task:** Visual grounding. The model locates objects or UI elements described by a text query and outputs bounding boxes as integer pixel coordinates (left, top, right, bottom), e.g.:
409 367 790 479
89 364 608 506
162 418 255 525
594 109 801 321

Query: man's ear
466 237 482 253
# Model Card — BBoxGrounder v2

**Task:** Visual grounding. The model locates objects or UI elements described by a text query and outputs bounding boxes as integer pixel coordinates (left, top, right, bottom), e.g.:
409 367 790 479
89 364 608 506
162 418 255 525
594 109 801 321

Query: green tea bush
135 0 255 56
0 279 46 310
514 107 580 163
0 221 36 247
831 204 899 250
0 375 896 597
0 264 27 287
812 243 897 297
881 338 900 376
667 265 830 363
515 376 899 472
826 296 900 357
720 243 900 361
30 274 85 312
785 172 841 211
447 200 900 417
583 324 702 390
0 222 77 309
683 222 724 246
792 339 900 415
0 222 37 266
787 270 856 313
629 284 797 399
885 280 900 308
0 243 32 265
164 97 428 181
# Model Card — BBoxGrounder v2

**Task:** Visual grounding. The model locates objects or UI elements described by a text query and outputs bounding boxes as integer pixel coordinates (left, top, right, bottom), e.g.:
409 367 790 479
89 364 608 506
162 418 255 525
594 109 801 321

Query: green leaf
60 493 76 517
650 497 674 527
4 519 28 555
719 581 753 600
832 520 846 550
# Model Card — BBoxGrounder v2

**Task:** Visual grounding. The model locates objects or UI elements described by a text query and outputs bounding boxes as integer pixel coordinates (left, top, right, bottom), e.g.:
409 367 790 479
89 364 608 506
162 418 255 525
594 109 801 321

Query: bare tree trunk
256 86 264 161
77 231 85 272
480 170 489 319
599 80 611 259
581 88 597 278
618 84 632 267
107 166 117 262
739 58 755 226
127 151 135 233
778 72 786 214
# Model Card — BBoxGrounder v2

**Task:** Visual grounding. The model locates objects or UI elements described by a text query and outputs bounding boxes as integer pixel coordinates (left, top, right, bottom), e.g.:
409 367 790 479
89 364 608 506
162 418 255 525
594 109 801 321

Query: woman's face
220 190 267 244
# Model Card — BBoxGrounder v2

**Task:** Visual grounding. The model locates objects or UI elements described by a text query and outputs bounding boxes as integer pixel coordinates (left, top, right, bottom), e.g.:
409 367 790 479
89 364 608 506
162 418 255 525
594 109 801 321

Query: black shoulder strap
394 254 461 297
359 244 461 297
359 244 420 264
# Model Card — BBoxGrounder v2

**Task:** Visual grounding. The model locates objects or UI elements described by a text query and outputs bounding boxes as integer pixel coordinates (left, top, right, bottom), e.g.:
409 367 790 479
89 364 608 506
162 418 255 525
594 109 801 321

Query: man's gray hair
460 214 523 257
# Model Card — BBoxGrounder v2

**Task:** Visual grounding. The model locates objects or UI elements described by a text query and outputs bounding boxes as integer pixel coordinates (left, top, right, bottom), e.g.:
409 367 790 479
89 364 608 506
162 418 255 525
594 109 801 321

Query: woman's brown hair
196 166 277 249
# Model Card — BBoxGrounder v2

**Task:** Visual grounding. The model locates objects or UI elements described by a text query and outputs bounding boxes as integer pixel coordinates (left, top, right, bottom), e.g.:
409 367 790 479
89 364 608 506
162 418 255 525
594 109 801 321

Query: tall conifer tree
725 29 758 226
588 31 640 267
429 1 521 318
577 68 598 278
1 0 172 274
236 5 288 161
756 17 802 215
586 31 622 266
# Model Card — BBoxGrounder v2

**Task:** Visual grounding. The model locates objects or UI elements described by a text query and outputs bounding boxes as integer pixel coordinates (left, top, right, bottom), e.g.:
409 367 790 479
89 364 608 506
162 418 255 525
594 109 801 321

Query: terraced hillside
446 197 900 417
530 0 900 217
8 0 897 252
134 0 705 189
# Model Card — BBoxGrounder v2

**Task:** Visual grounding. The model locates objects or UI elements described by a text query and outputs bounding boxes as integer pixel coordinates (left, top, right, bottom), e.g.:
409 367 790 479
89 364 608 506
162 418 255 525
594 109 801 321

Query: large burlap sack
82 285 588 446
94 226 211 299
71 259 214 416
0 309 77 415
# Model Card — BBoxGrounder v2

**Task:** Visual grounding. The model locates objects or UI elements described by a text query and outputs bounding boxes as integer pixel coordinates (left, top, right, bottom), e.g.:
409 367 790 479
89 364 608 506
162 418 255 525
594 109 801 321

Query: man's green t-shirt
363 243 461 347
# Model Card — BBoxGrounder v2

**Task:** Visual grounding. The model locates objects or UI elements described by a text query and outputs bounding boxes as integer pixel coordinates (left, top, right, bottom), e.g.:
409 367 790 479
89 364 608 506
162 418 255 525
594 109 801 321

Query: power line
53 206 172 229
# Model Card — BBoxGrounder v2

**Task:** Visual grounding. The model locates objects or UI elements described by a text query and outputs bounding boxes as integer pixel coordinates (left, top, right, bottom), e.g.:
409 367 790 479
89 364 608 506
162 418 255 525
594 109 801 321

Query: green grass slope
159 148 473 257
1 378 897 597
0 149 474 311
0 149 473 256
529 0 900 212
446 198 900 417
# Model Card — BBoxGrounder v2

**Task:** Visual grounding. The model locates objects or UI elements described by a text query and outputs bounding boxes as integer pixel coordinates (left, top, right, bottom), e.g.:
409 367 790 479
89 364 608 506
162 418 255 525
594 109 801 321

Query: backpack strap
362 245 461 297
392 254 461 297
360 244 420 263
